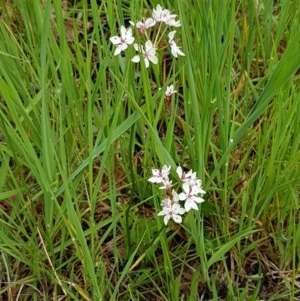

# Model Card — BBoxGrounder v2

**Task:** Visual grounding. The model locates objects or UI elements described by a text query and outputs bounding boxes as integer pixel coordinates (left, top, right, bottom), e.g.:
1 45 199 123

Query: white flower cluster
110 4 185 69
149 165 206 226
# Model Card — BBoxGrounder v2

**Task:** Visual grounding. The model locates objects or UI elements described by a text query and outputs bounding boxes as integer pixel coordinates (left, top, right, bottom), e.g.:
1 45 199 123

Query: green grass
0 0 300 300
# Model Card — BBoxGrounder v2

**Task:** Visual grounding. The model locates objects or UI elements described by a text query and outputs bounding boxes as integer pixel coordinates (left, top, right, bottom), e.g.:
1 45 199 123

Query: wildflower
161 197 173 208
159 178 172 190
178 182 205 212
166 17 181 27
168 31 185 57
152 4 181 27
152 4 167 22
132 40 158 68
158 203 186 225
110 26 135 56
171 189 180 203
149 165 206 225
176 166 193 181
184 174 206 194
148 165 171 184
165 85 177 97
130 18 156 35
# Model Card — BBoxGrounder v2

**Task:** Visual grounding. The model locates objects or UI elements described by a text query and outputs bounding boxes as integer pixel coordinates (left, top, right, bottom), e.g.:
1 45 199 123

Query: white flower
158 203 186 225
158 178 172 190
165 85 177 97
171 190 180 203
149 165 206 225
148 165 171 184
161 191 180 212
185 174 206 195
131 40 158 68
176 166 193 181
152 5 174 24
130 18 156 34
178 182 205 212
168 31 185 58
152 4 181 27
166 18 181 27
152 4 165 22
161 197 172 208
110 26 135 56
160 165 171 178
148 169 164 184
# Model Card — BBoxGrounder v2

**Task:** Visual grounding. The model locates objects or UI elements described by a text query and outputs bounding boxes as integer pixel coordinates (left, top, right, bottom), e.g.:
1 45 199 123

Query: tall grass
0 0 299 300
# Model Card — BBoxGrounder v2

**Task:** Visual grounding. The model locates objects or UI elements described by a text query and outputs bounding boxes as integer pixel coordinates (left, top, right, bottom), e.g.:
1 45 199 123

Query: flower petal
114 46 122 56
163 215 170 225
176 166 183 178
185 200 198 212
172 214 182 224
149 55 158 64
131 55 140 63
120 25 126 36
178 192 187 201
168 30 176 41
110 36 121 45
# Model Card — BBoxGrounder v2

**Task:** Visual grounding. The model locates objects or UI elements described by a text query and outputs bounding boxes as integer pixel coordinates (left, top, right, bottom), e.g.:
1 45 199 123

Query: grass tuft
0 0 299 300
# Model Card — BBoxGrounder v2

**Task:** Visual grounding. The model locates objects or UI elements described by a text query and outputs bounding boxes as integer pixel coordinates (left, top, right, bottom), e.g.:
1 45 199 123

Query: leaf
207 229 260 269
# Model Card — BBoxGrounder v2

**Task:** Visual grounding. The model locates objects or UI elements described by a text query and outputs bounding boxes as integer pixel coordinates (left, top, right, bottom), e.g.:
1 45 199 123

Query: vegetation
0 0 299 300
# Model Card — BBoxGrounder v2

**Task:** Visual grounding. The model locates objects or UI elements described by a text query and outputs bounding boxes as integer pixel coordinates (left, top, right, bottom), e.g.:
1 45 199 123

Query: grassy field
0 0 300 300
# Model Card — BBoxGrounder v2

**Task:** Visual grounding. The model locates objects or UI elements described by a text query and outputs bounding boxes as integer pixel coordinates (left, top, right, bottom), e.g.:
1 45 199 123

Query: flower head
132 40 158 68
184 174 206 195
161 197 173 208
177 166 192 181
149 165 206 226
166 17 181 27
178 182 205 212
152 5 177 25
158 203 186 225
148 165 173 189
130 18 156 35
148 165 171 184
165 85 177 97
168 31 185 58
152 4 166 22
161 191 180 210
110 26 135 56
159 178 173 190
